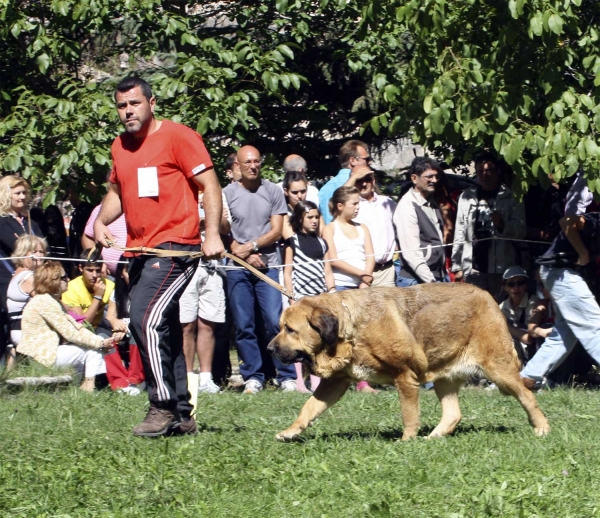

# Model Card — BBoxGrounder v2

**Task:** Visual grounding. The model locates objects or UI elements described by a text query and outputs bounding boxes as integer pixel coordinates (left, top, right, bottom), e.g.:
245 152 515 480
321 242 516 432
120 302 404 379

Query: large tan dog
268 284 550 441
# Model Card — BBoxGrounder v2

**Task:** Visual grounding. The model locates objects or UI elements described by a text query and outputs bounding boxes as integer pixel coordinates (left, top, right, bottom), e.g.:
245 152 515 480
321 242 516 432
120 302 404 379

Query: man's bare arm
93 183 122 246
231 214 284 262
192 168 225 259
559 215 589 265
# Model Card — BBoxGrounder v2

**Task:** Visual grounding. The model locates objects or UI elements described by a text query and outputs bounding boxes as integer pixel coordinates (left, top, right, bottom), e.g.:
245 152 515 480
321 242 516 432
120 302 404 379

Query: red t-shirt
109 120 213 249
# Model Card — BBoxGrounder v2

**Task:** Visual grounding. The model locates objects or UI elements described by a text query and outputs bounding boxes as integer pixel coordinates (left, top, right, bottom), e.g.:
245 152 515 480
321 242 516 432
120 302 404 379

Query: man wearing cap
345 165 397 287
521 212 600 389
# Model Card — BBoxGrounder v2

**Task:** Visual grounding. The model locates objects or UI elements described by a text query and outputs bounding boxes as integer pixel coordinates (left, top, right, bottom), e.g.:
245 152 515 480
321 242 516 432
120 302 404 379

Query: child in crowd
499 266 555 365
284 201 334 392
62 250 114 328
323 186 377 393
323 186 375 292
284 201 335 299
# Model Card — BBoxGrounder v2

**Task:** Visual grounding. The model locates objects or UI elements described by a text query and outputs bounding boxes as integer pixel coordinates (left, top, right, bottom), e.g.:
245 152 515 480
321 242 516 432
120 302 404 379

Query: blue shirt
319 168 351 224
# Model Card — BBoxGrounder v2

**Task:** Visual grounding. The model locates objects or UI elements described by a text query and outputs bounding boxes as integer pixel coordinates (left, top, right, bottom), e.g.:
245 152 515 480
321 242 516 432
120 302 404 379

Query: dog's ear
308 308 339 351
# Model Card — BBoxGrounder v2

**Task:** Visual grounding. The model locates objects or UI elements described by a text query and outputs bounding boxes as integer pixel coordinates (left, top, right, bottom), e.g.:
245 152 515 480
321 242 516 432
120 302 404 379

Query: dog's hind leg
275 377 352 442
484 368 550 437
394 370 422 440
428 378 462 438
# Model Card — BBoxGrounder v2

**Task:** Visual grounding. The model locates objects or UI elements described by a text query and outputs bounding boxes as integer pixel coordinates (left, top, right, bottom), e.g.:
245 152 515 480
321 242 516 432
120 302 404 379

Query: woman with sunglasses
17 261 124 392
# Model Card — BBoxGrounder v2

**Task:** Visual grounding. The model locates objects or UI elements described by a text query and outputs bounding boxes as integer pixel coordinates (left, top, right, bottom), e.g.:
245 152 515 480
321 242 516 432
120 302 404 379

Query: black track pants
128 243 198 415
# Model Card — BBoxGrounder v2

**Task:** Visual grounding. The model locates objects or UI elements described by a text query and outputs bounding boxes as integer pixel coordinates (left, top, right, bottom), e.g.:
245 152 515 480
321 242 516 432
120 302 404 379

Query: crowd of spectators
1 138 599 398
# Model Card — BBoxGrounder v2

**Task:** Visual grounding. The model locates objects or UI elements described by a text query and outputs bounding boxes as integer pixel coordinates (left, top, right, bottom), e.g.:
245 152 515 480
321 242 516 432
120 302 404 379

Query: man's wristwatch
251 241 259 252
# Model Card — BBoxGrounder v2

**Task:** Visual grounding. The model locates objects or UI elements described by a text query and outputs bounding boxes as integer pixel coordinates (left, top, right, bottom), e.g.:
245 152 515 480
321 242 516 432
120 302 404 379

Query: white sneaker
198 379 222 394
279 380 297 392
118 385 141 396
243 379 263 394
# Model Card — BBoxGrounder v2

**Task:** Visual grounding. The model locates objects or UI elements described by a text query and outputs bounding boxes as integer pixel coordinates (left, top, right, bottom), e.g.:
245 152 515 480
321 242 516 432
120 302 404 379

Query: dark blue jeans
226 267 296 384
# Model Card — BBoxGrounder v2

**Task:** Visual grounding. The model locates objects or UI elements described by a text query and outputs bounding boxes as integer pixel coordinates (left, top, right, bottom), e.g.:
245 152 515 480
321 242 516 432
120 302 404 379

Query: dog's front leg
394 370 422 440
275 377 352 442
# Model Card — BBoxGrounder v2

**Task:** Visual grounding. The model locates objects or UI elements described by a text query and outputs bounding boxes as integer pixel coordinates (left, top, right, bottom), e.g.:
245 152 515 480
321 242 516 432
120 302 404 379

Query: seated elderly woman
17 261 123 392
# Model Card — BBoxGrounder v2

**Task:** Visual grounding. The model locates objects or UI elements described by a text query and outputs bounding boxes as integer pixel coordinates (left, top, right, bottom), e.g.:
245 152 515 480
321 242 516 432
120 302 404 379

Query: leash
89 241 296 300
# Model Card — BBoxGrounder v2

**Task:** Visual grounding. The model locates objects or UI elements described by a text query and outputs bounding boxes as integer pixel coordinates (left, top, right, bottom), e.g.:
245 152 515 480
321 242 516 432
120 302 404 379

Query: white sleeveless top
332 220 366 287
7 270 34 317
7 270 34 344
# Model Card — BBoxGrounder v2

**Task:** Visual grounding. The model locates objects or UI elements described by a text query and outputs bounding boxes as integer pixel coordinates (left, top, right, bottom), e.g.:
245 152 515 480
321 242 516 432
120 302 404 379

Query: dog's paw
275 429 301 442
534 425 550 437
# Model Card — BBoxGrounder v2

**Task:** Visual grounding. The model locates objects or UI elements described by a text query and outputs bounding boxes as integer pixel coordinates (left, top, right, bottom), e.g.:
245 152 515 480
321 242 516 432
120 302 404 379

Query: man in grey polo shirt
223 145 297 394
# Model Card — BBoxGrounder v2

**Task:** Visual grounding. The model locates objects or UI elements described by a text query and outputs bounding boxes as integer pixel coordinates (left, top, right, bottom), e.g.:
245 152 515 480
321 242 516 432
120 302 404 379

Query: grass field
1 381 599 517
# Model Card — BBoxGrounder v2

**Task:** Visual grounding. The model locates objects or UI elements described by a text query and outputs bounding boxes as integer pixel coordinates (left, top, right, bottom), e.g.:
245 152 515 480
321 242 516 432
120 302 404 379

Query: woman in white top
322 186 375 290
5 235 47 369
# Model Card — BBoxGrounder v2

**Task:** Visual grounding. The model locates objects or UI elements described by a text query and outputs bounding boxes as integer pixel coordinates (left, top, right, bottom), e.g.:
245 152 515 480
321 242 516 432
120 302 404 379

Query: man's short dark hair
115 77 153 101
79 249 103 269
225 152 237 171
474 151 499 170
408 156 443 177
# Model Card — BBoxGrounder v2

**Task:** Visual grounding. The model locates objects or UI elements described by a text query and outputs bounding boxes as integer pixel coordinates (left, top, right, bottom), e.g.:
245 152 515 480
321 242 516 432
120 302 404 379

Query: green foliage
1 0 389 201
359 0 600 195
1 385 600 516
3 0 598 200
1 0 346 200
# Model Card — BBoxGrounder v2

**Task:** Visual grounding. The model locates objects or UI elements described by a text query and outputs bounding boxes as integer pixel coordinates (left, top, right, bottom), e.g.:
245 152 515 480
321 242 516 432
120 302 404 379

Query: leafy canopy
358 0 600 195
1 0 599 202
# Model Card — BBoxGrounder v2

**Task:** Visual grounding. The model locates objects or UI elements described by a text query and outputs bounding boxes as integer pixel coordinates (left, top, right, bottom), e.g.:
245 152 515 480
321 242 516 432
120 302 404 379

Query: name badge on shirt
138 167 159 197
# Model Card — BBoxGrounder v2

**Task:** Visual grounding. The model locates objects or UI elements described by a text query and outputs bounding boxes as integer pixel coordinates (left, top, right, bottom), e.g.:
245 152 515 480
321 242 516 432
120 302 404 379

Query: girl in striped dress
283 200 334 392
284 201 335 299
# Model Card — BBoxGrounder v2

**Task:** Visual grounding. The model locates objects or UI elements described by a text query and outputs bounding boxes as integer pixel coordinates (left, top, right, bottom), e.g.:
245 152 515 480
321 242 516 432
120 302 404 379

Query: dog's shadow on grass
305 423 516 442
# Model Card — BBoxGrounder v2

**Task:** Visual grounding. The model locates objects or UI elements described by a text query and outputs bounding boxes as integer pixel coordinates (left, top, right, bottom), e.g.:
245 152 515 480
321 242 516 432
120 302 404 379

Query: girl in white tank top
322 186 375 289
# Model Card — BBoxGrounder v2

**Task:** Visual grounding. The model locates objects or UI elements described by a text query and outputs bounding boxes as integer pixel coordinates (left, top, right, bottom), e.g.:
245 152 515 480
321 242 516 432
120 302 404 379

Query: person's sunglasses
60 275 69 281
289 189 307 195
355 155 372 163
358 174 374 183
506 280 527 287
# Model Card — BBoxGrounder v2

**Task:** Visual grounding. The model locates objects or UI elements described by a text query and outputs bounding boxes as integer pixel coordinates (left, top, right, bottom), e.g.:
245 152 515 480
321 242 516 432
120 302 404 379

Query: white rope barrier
2 255 129 264
217 235 553 270
1 235 556 270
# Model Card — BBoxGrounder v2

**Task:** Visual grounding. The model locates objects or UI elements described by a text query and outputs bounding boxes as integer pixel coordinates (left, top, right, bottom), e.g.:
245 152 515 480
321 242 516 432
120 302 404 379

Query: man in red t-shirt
94 77 224 438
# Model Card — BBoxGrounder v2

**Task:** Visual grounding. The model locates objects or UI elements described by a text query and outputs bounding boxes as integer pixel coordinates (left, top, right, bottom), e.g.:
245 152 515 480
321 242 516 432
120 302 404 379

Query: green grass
1 382 599 517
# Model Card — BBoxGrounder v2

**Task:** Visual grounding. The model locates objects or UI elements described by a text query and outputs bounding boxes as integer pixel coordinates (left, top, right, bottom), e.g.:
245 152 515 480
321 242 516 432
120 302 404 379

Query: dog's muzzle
267 339 311 365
